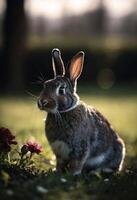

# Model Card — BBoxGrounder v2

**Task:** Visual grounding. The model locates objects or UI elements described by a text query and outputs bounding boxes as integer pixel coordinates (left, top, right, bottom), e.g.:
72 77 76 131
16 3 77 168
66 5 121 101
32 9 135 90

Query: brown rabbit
37 48 125 175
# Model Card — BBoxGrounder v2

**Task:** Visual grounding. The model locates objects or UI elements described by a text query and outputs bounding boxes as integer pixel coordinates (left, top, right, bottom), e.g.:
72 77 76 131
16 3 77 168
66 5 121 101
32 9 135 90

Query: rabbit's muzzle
37 97 57 113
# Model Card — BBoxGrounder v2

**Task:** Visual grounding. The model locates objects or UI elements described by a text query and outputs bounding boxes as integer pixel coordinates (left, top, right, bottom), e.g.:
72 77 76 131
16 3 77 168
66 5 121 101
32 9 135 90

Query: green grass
0 86 137 199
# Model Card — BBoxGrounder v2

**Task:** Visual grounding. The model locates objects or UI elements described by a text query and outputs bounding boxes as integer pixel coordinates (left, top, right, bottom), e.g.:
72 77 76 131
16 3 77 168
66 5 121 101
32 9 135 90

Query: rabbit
37 48 126 175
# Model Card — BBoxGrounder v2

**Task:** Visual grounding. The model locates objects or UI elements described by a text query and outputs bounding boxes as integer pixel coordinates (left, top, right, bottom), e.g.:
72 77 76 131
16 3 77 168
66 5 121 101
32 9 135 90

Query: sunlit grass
0 97 55 163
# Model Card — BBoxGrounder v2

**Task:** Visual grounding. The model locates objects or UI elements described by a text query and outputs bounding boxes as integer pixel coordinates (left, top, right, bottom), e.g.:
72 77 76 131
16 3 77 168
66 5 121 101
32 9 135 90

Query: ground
0 85 137 200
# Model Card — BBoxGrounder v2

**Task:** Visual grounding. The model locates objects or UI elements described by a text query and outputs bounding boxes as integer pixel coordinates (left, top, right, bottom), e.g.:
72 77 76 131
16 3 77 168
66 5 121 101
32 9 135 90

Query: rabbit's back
85 105 125 171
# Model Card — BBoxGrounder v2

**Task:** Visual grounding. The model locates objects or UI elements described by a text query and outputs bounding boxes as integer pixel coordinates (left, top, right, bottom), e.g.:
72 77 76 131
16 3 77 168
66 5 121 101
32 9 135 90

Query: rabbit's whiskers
37 76 44 83
37 72 47 84
39 72 46 81
25 90 38 100
31 73 47 86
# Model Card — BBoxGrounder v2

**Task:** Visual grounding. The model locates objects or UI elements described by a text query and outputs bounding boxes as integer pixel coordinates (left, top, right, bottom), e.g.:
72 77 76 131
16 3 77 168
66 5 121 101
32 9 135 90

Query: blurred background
0 0 137 93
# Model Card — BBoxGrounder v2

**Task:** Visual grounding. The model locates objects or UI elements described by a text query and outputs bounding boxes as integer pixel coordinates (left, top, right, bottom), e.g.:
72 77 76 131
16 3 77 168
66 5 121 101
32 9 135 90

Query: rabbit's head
37 48 84 113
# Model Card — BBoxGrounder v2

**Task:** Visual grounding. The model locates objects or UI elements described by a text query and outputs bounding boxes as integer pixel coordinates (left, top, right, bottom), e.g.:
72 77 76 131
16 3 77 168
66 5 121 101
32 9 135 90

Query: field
0 85 137 200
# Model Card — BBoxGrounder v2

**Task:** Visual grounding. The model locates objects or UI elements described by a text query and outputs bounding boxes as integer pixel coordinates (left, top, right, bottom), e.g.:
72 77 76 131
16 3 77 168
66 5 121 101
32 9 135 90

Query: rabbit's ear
66 51 84 81
52 48 65 77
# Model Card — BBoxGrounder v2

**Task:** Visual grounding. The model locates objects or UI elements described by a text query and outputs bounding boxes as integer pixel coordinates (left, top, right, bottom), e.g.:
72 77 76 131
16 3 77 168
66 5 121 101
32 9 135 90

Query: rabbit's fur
38 49 125 175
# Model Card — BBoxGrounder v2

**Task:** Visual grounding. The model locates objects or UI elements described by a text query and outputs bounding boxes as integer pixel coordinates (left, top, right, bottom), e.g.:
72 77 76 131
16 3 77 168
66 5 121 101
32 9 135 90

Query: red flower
0 127 17 153
21 141 43 154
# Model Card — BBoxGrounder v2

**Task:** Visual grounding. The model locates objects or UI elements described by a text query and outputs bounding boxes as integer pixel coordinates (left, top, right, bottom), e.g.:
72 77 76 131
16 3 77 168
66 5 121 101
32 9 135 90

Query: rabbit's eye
59 87 65 95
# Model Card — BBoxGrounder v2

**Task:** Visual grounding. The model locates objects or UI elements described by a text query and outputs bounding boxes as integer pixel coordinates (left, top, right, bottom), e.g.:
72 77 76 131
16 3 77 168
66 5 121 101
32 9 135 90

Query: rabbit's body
46 101 125 174
38 49 125 175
